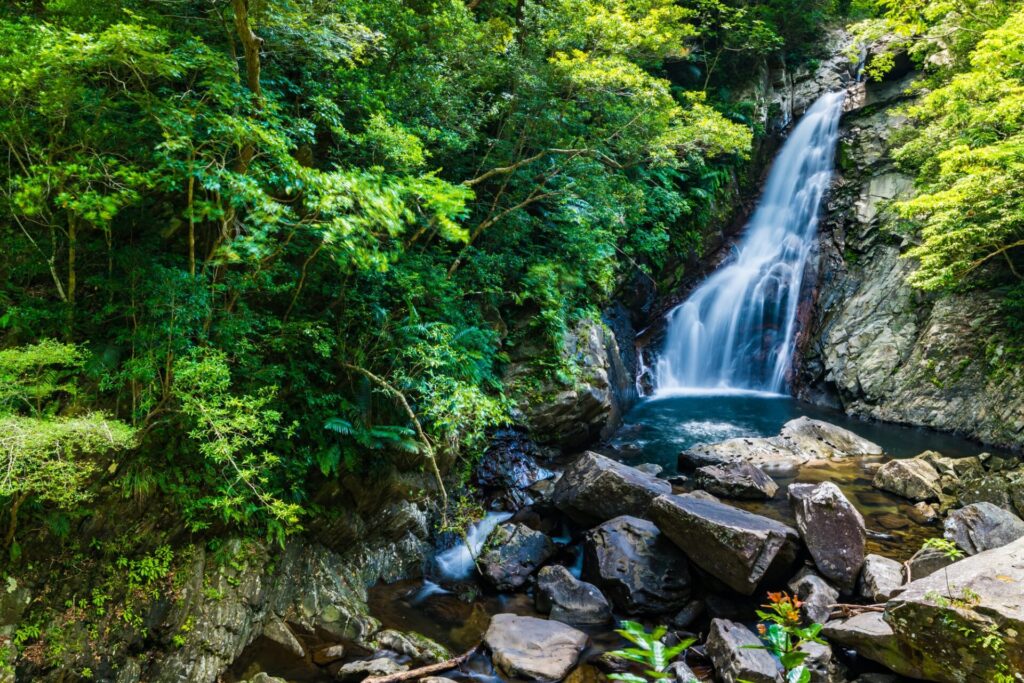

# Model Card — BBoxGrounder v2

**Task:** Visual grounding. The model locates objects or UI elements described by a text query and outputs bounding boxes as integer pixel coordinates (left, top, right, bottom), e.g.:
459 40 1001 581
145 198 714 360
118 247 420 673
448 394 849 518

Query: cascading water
654 91 845 395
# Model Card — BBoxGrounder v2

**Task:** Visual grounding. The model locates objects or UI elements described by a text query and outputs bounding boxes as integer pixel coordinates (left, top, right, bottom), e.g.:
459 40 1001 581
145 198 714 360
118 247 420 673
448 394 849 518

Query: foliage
748 592 827 683
606 621 697 683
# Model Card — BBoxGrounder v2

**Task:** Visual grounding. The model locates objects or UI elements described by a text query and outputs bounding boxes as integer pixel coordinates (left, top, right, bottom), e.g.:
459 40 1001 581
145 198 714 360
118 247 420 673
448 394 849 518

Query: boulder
943 501 1024 555
884 536 1024 681
312 644 345 665
681 417 881 476
907 501 938 525
788 483 866 593
582 515 691 614
668 661 700 683
669 599 705 630
695 461 779 499
552 451 671 525
336 658 409 682
788 567 839 625
705 619 782 683
822 612 926 680
536 565 612 625
872 459 941 501
375 630 451 664
249 674 287 683
479 523 555 590
857 554 904 602
484 614 588 681
905 546 953 581
635 463 664 477
800 641 843 683
649 494 800 595
262 616 305 658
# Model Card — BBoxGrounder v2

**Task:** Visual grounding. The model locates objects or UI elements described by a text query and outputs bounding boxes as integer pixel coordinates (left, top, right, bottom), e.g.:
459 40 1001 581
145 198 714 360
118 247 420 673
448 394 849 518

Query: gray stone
312 644 346 665
705 619 782 683
649 493 800 595
905 546 953 581
375 630 451 664
822 612 927 680
479 522 555 590
857 554 904 602
943 501 1024 555
582 515 691 615
420 678 459 683
262 616 305 658
695 461 778 499
635 463 664 477
884 536 1024 681
800 641 843 683
249 674 287 683
336 658 409 682
907 501 938 525
536 565 611 625
668 661 700 683
669 599 705 630
788 566 839 625
552 451 671 525
789 482 866 593
484 614 588 681
872 458 942 501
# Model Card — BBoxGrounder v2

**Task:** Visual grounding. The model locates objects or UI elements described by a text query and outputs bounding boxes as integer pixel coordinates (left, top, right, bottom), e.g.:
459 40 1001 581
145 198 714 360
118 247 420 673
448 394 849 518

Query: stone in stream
788 566 839 625
535 565 612 625
484 613 588 681
705 619 782 683
336 657 409 682
551 451 671 525
822 612 926 681
872 458 941 501
857 554 904 602
479 523 555 590
582 515 691 614
311 644 345 665
943 501 1024 555
907 501 938 525
694 461 779 499
905 546 953 581
649 493 800 595
680 417 882 476
882 535 1024 681
375 629 451 664
788 482 866 593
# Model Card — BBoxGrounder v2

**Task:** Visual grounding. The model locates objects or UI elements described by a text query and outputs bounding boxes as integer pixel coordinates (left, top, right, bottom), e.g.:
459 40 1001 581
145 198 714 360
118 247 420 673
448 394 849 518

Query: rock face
649 494 800 595
943 502 1024 555
582 515 691 614
695 461 779 499
552 451 671 525
797 67 1024 450
705 619 782 683
479 523 555 590
883 536 1024 681
484 614 588 681
681 417 882 476
872 458 941 501
789 482 866 593
857 554 904 602
536 565 612 625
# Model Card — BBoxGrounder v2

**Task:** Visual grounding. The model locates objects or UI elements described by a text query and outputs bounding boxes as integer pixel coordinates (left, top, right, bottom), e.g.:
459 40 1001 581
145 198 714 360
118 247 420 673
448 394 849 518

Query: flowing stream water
654 91 846 394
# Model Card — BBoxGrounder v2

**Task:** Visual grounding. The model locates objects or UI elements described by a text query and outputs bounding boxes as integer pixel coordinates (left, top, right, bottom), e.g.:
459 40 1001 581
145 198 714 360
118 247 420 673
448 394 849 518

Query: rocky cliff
798 67 1024 450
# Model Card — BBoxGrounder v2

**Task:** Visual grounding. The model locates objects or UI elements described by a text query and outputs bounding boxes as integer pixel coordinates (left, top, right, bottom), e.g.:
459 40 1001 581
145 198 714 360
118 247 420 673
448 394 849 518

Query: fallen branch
363 647 478 683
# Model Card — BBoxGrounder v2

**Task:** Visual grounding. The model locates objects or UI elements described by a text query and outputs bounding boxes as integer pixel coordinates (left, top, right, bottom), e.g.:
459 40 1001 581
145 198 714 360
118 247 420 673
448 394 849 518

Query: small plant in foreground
744 592 826 683
606 621 696 683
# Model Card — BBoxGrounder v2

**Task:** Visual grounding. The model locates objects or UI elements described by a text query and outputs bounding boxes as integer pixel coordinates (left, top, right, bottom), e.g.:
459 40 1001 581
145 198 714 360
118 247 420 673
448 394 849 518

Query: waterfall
434 511 512 581
654 91 845 395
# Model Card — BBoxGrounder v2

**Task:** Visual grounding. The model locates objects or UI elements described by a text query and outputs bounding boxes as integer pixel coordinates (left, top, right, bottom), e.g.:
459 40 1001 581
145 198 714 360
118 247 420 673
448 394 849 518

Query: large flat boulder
872 458 941 501
484 614 588 681
705 619 782 683
695 461 778 499
479 523 555 590
582 515 691 614
822 612 927 680
883 536 1024 681
680 417 881 476
649 494 800 595
789 482 866 593
552 451 671 525
943 501 1024 555
536 565 611 625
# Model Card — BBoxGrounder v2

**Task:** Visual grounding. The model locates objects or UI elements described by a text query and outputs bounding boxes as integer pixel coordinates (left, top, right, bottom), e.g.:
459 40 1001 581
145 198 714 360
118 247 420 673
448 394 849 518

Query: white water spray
654 91 845 395
434 511 512 581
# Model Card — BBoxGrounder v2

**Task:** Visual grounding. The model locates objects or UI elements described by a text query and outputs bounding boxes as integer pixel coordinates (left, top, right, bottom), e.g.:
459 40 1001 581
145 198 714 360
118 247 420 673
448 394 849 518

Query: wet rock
823 612 925 680
262 616 305 658
536 565 612 625
681 418 881 476
943 501 1024 555
857 554 904 602
669 599 705 630
312 644 346 665
695 461 779 499
635 463 664 477
884 536 1024 681
336 657 408 682
800 641 843 683
788 567 839 625
669 661 700 683
479 523 555 590
552 451 671 525
484 613 588 680
872 458 941 501
420 678 459 683
248 674 287 683
905 546 953 581
650 493 800 595
907 501 938 525
375 630 451 664
473 427 549 506
582 515 691 615
789 482 866 593
705 619 782 683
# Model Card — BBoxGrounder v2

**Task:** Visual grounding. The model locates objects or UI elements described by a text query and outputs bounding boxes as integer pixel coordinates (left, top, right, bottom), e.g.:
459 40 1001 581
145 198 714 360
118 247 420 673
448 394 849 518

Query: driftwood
363 647 478 683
